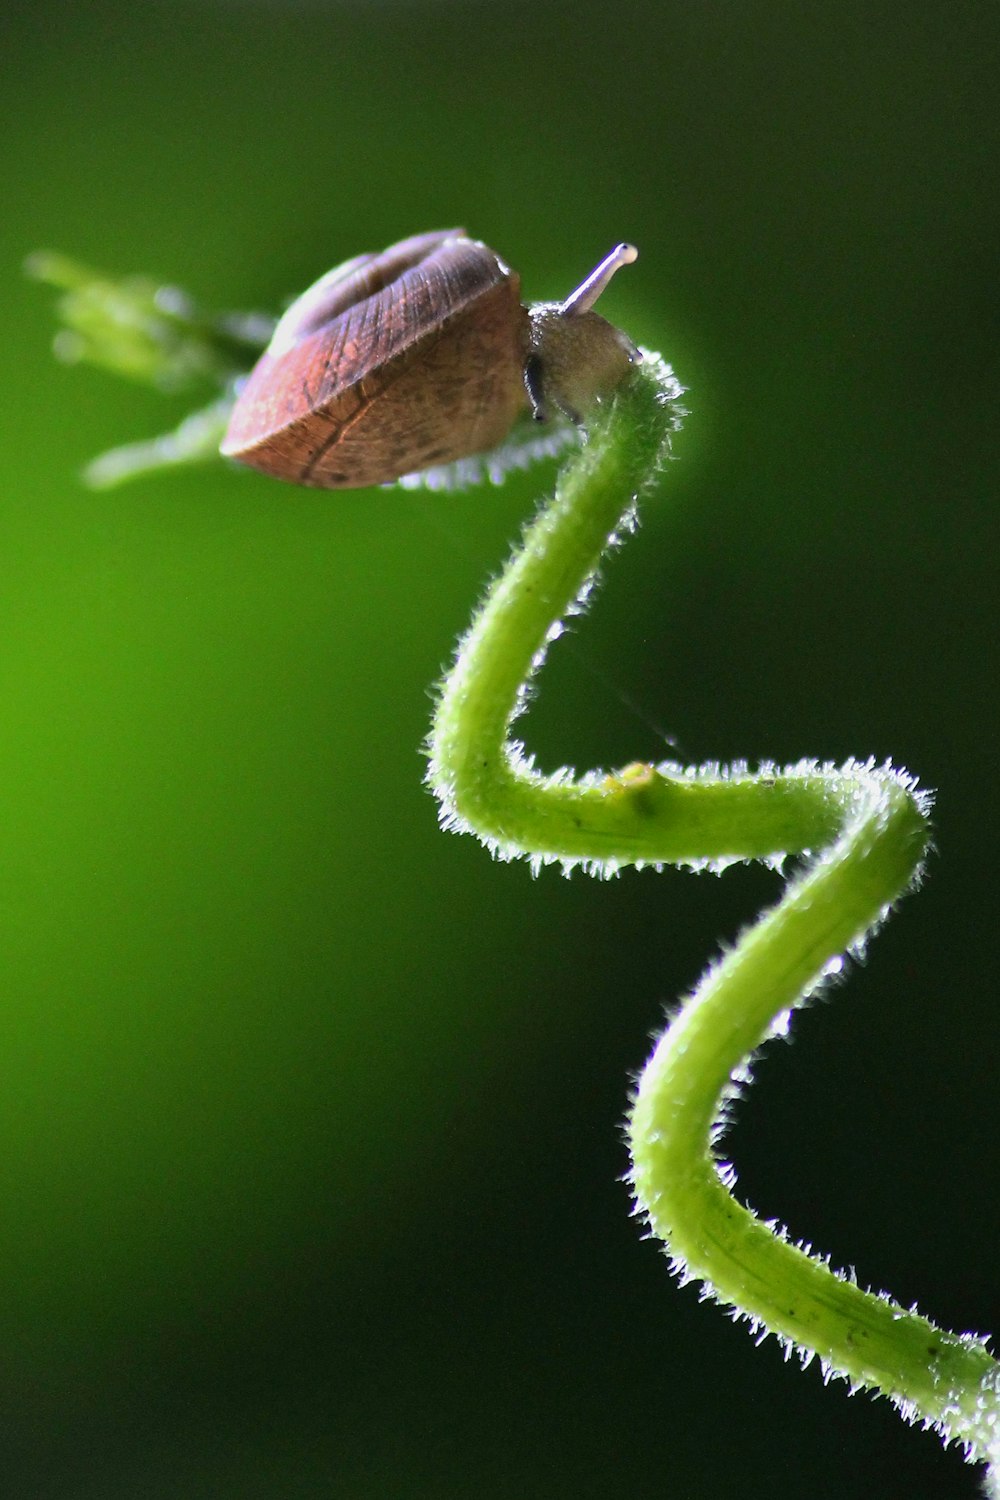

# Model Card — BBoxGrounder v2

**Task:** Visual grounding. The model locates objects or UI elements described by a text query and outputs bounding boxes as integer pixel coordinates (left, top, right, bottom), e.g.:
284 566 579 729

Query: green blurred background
2 1 997 1495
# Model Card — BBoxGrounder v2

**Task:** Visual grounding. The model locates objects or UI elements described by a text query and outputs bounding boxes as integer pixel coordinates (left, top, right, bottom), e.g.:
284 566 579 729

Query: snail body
221 230 640 489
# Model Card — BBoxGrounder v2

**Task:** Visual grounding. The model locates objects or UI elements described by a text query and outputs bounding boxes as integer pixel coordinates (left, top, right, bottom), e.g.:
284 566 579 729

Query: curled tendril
30 252 999 1487
425 354 1000 1487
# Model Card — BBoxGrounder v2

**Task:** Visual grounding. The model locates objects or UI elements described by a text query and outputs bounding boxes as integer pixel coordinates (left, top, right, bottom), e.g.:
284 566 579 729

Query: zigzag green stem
427 356 1000 1481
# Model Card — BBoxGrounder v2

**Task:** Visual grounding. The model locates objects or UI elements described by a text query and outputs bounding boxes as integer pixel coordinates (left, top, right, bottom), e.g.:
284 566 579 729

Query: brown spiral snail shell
221 230 641 489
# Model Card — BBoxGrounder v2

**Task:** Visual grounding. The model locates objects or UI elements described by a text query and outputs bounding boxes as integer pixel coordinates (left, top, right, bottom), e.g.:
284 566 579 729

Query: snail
220 230 641 489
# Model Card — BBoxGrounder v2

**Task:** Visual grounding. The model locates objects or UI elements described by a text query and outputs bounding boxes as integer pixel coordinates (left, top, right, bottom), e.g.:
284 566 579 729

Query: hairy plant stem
427 356 1000 1480
30 250 999 1482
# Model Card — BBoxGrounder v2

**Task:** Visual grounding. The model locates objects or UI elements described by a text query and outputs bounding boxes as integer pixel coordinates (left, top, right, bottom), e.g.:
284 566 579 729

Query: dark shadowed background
1 2 997 1495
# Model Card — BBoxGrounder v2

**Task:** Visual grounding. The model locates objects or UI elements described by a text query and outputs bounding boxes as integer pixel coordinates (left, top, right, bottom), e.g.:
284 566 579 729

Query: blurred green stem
26 252 271 487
